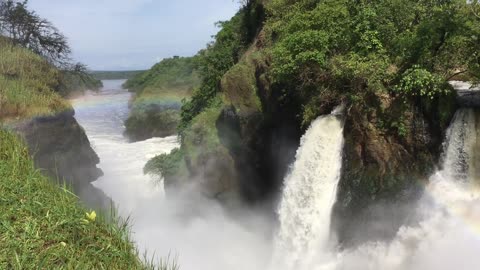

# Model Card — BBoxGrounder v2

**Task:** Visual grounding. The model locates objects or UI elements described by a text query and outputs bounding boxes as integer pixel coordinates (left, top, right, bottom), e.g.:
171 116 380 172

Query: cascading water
71 80 179 215
335 108 480 270
273 106 344 269
71 80 274 270
71 80 480 270
441 109 476 181
272 105 480 270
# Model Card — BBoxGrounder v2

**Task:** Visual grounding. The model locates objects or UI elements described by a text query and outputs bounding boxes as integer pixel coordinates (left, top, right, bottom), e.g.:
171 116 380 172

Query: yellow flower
86 211 96 222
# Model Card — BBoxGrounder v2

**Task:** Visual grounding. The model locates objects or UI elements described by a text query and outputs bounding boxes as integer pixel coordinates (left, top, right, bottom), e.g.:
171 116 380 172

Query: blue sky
28 0 240 70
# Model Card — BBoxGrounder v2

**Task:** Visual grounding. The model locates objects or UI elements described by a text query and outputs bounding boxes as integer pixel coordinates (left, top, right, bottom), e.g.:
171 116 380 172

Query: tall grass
0 129 177 269
0 38 70 121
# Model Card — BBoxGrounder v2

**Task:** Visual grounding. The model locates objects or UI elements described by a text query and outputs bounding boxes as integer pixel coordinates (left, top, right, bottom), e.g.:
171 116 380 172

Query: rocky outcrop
332 92 457 246
167 45 303 204
124 104 181 142
12 110 103 191
181 47 458 243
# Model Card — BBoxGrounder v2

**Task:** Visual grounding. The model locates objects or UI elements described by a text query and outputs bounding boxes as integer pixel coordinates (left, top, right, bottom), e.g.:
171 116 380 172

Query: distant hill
90 70 146 80
123 56 200 141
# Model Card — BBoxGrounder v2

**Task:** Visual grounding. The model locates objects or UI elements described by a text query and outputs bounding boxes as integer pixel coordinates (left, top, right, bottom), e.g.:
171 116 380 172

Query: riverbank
0 39 169 269
0 130 153 269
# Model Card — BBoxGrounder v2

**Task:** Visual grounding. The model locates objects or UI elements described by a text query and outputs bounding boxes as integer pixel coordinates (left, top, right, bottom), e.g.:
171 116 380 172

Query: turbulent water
71 80 480 270
272 107 480 270
71 80 179 214
273 106 344 269
71 80 273 270
332 108 480 270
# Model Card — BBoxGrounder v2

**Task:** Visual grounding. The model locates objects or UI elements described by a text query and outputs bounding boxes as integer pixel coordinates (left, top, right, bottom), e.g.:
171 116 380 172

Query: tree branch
447 70 468 81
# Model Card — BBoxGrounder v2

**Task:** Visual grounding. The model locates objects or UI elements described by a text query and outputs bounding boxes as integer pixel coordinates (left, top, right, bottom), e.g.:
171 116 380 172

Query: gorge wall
12 110 106 207
139 0 477 245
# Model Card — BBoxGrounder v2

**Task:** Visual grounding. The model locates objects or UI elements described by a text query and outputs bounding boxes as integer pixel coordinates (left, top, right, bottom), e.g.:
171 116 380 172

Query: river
71 80 272 270
70 80 480 270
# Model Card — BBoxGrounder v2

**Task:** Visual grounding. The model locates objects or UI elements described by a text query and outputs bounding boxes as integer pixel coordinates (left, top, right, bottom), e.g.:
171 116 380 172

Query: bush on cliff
146 0 479 208
266 0 479 125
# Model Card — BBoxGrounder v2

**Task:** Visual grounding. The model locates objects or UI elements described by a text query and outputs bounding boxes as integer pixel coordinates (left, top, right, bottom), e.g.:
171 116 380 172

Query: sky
28 0 240 71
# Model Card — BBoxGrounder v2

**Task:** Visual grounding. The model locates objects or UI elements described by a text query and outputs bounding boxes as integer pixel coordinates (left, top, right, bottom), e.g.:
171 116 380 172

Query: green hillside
0 37 70 121
123 56 201 141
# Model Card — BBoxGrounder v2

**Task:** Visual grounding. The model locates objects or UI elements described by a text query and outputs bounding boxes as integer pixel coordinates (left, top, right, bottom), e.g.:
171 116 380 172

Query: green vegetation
179 3 263 131
124 56 200 95
58 67 103 96
0 1 102 97
91 70 145 80
145 0 480 192
0 33 173 269
0 37 70 121
0 130 176 269
144 148 186 179
266 0 479 124
123 56 201 140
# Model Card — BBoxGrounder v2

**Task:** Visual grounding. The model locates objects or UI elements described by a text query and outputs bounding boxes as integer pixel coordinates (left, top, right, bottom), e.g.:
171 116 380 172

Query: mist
71 81 480 270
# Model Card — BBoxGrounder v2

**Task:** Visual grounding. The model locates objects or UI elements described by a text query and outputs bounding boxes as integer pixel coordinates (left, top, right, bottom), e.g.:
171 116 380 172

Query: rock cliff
12 110 103 192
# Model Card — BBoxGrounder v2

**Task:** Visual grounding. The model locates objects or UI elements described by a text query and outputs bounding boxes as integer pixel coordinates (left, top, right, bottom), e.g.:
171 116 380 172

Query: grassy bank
0 38 70 121
0 38 175 269
0 130 172 269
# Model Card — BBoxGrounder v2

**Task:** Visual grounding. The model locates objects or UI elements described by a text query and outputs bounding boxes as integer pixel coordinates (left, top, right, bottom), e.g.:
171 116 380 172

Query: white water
71 80 273 270
71 80 179 215
442 109 477 180
332 108 480 270
272 108 480 270
71 80 480 270
273 107 344 270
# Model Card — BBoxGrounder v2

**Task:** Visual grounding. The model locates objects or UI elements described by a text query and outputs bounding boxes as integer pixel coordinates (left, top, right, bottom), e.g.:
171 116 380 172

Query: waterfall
336 108 480 270
441 109 477 181
273 106 344 269
273 106 480 270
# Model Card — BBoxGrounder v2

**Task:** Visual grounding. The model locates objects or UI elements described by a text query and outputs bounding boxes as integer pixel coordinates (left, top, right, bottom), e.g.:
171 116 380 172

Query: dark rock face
124 104 181 142
212 50 302 204
13 110 103 190
216 105 301 203
332 93 457 246
176 42 457 246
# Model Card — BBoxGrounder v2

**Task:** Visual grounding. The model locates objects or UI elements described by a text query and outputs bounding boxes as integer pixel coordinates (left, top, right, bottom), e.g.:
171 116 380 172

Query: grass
0 129 177 269
0 39 178 269
0 38 70 122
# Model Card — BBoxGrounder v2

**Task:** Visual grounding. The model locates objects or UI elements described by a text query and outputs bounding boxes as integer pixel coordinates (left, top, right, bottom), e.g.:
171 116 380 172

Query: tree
0 0 71 66
472 0 480 19
0 0 102 94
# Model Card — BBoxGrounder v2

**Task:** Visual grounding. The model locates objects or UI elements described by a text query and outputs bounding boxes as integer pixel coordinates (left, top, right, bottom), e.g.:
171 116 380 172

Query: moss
183 101 228 166
221 50 266 115
143 148 190 190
